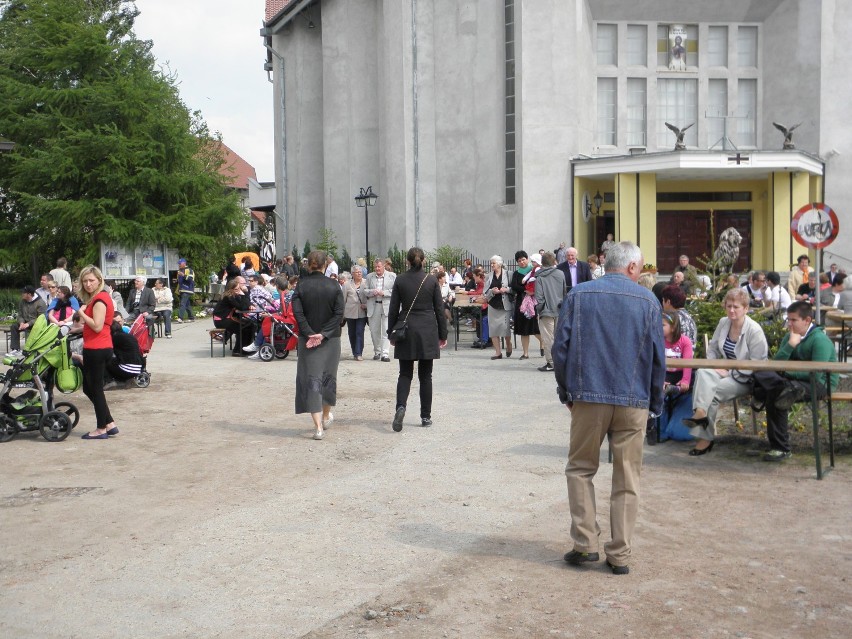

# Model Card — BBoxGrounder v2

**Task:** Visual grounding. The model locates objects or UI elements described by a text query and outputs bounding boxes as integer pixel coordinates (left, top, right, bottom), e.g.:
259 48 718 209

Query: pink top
665 334 693 386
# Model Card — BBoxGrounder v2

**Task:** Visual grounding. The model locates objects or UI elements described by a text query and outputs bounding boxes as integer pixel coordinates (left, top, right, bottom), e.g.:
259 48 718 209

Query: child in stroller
0 315 82 442
241 297 299 361
101 316 150 389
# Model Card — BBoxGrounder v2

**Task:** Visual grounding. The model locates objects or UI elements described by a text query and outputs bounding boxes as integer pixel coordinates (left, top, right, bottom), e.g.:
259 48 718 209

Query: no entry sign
791 202 839 249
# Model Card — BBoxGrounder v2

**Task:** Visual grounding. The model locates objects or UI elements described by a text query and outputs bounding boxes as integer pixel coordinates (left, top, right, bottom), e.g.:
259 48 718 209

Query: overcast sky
133 0 274 181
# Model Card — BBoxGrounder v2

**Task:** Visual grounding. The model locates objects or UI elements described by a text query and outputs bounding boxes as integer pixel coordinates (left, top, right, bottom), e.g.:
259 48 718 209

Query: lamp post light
354 186 378 263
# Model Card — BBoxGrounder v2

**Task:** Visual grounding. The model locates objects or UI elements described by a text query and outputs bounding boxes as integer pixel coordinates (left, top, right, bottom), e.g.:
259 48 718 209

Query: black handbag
389 274 429 343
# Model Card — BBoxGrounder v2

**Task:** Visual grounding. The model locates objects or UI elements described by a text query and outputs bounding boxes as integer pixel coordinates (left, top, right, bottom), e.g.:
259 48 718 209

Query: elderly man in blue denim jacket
552 241 665 575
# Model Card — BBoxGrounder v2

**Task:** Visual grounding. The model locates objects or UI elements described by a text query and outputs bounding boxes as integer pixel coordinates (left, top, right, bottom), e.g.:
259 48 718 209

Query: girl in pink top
663 312 693 393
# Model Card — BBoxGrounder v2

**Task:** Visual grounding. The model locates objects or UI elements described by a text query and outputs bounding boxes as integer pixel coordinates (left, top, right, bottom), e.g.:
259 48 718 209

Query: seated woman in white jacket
682 287 768 456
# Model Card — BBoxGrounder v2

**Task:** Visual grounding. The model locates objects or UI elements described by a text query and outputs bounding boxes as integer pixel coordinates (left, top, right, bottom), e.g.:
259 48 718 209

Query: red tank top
83 291 114 349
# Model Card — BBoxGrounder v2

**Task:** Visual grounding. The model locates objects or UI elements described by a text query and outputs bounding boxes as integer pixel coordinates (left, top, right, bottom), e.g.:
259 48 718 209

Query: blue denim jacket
552 273 665 415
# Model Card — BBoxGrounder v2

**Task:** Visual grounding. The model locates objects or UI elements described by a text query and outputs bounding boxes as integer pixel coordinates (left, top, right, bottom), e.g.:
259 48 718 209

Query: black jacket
291 271 344 340
387 268 447 360
556 260 593 290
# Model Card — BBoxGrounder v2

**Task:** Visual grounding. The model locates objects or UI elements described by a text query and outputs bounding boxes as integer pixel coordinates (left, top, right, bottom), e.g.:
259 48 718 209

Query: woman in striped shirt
682 288 768 456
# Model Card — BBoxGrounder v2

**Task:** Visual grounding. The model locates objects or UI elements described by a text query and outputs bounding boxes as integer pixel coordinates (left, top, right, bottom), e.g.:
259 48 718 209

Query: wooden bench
671 358 852 479
208 328 233 357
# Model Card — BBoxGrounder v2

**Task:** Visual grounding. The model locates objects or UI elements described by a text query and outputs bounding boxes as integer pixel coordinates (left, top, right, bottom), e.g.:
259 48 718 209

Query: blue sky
133 0 274 181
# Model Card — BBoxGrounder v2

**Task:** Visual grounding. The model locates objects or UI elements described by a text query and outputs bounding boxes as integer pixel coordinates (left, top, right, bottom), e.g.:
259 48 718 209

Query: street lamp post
354 186 378 263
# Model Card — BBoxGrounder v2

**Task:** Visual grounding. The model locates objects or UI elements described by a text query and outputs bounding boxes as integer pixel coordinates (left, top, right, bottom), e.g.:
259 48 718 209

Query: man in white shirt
49 257 73 289
447 267 464 289
763 271 792 316
324 255 339 278
34 274 55 305
360 259 396 361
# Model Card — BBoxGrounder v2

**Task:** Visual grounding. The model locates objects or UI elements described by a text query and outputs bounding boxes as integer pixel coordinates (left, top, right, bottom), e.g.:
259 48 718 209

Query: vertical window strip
626 24 647 66
737 26 758 67
597 78 617 146
656 79 698 148
504 0 515 204
707 26 727 67
707 79 728 147
626 78 646 146
597 24 618 66
737 79 757 147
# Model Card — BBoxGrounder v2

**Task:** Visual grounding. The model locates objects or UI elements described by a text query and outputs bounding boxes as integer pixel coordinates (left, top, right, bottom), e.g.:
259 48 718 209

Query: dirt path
1 320 850 638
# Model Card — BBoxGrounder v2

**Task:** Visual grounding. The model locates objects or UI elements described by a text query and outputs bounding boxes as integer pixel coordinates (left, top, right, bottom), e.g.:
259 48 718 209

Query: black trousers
214 317 254 354
83 348 114 429
396 359 434 419
763 374 826 453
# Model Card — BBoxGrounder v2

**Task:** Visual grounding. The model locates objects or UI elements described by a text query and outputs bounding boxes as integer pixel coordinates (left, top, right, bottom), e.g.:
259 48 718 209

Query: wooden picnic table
667 357 852 479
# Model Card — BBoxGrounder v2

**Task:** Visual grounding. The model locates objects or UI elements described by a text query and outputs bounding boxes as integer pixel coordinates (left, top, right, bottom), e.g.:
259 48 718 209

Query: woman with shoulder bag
484 255 514 359
387 247 448 432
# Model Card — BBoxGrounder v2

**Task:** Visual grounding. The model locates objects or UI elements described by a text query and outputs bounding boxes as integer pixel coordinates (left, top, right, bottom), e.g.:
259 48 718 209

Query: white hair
489 255 503 266
605 242 643 272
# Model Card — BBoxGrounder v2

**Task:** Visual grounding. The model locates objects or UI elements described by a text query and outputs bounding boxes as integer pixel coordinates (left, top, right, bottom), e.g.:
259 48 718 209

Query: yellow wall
572 172 822 271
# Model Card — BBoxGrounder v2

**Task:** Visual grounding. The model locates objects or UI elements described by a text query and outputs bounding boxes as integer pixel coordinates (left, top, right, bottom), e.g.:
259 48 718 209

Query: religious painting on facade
668 25 687 71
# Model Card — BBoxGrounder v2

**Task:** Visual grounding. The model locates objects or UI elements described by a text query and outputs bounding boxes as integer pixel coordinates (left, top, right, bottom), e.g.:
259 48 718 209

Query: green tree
0 0 246 273
427 245 467 271
302 241 312 259
315 227 338 258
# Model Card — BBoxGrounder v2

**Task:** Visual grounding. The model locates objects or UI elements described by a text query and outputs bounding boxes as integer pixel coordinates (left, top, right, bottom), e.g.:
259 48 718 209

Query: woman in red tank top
78 265 118 439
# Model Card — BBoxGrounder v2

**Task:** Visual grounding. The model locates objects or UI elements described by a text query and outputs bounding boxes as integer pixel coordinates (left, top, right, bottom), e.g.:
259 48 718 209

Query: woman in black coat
291 250 345 441
387 247 448 432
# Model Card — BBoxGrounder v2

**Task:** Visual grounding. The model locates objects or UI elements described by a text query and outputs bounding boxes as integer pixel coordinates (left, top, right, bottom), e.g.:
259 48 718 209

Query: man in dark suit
557 247 593 291
125 276 156 323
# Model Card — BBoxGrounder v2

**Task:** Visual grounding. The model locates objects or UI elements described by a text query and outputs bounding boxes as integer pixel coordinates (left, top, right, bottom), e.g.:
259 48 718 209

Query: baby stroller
127 314 154 388
256 299 299 362
0 316 82 442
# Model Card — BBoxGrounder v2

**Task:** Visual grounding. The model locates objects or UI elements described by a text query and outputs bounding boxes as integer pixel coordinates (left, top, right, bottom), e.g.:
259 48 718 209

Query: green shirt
773 325 838 391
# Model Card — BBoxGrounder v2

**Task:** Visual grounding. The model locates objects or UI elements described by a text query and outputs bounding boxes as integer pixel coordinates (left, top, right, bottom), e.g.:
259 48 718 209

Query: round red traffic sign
791 203 839 249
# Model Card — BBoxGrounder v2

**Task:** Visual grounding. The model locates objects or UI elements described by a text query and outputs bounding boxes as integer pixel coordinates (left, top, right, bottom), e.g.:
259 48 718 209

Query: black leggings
83 348 114 429
214 318 255 353
396 359 434 419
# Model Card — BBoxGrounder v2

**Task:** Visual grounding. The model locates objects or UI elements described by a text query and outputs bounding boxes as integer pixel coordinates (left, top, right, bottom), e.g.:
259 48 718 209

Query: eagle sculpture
772 121 802 150
665 122 694 150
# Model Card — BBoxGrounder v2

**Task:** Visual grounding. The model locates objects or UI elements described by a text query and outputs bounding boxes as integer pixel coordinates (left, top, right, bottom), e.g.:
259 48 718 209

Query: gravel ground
1 319 850 638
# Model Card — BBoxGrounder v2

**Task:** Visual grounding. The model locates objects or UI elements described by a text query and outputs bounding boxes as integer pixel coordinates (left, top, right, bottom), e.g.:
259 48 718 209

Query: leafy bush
0 289 21 320
386 244 407 273
427 245 467 271
687 299 787 358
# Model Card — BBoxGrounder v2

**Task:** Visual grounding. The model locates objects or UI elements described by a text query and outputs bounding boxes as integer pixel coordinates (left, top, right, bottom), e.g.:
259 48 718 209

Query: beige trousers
690 368 751 440
538 316 556 364
565 401 647 567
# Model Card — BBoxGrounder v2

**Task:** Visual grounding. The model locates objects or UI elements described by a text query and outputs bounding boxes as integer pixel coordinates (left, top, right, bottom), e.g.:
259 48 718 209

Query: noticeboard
100 242 179 279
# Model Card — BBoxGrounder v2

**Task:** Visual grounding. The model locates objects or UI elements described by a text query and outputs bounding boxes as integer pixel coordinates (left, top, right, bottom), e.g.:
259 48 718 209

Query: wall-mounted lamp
586 190 603 217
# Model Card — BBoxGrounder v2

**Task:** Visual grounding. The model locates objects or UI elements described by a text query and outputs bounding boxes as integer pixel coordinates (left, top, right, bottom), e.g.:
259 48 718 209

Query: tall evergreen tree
0 0 246 274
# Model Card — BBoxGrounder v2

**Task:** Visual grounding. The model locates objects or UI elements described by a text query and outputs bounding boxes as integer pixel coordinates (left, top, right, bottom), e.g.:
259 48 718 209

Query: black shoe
392 406 405 432
538 363 554 372
420 418 432 427
373 353 381 360
646 423 657 446
563 550 600 565
688 441 715 456
681 416 709 428
606 560 629 575
381 356 390 362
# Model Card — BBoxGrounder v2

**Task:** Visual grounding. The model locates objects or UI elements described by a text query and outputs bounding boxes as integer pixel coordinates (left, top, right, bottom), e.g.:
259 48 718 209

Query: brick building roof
265 0 296 23
214 141 257 191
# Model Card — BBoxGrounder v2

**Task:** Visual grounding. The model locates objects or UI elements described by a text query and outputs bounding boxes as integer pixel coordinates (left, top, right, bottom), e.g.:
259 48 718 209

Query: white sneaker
247 352 261 360
322 413 333 430
175 318 183 323
242 343 258 353
313 429 324 440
